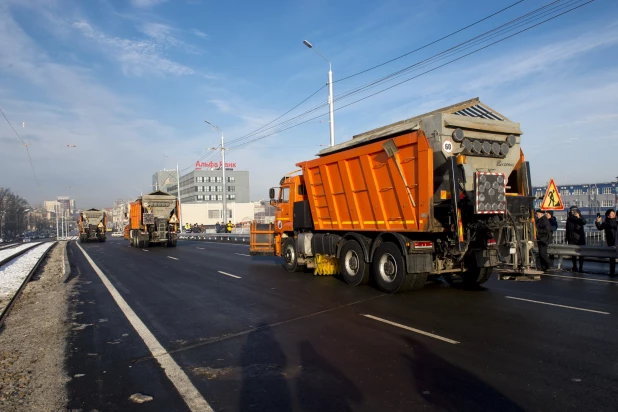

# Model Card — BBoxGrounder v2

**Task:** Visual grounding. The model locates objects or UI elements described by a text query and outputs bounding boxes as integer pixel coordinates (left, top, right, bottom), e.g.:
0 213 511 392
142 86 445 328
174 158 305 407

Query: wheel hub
344 250 359 274
378 253 397 283
284 246 294 264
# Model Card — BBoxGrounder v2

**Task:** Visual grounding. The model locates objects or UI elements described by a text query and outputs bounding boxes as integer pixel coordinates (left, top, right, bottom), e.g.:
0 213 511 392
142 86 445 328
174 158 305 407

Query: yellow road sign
541 179 564 210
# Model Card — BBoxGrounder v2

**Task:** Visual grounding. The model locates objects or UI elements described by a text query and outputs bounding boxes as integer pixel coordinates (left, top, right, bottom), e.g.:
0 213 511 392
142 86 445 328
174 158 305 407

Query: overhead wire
225 0 594 151
334 0 525 83
332 0 582 103
0 107 40 187
225 0 530 147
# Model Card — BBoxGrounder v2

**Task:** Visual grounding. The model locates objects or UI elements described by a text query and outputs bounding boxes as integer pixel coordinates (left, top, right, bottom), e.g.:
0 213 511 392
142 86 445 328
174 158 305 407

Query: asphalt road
66 238 618 411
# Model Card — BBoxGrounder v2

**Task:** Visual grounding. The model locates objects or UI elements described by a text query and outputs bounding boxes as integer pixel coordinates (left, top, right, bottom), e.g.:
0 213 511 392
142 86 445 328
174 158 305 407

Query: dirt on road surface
0 242 72 411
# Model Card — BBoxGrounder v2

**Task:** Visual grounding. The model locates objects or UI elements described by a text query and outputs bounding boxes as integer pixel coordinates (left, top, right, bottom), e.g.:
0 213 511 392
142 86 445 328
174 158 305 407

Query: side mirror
269 187 275 201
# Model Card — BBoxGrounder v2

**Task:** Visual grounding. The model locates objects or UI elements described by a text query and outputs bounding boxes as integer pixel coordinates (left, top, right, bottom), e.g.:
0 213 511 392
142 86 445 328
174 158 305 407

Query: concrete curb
62 240 71 281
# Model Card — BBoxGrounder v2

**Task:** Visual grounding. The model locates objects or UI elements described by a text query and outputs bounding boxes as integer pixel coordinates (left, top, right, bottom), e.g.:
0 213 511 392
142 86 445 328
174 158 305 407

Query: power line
333 0 581 104
226 0 594 151
226 1 526 147
226 84 326 145
335 0 525 83
0 107 40 187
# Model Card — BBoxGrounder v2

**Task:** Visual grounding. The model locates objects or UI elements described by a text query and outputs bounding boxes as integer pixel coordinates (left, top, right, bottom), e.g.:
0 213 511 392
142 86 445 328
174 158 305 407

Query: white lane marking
235 253 251 257
142 249 149 252
361 314 460 344
75 243 213 412
542 273 618 284
196 247 205 250
505 296 610 315
168 256 179 260
217 271 241 279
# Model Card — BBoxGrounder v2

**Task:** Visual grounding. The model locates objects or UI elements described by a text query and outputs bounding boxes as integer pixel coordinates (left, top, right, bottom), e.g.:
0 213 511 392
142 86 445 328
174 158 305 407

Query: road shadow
295 340 364 412
402 335 524 412
239 324 293 412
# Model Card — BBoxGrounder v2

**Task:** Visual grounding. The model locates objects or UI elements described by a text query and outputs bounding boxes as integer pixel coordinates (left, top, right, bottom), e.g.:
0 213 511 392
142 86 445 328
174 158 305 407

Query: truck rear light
487 239 496 246
412 241 433 249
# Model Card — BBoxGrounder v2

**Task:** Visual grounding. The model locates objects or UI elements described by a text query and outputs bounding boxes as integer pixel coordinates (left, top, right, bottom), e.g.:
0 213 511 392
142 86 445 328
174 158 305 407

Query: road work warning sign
541 179 564 210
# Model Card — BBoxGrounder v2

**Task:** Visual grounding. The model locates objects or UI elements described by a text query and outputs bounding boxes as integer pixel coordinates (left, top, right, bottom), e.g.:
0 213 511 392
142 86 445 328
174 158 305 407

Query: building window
208 210 219 219
216 176 222 183
590 187 598 194
227 186 235 192
560 190 569 197
227 194 236 200
603 187 612 194
573 189 583 195
217 195 223 201
197 195 205 201
227 176 235 183
602 200 614 207
535 190 543 198
215 186 222 192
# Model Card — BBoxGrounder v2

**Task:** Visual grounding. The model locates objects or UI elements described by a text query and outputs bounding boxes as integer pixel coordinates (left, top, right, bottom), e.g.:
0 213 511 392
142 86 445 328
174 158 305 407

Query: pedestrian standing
595 209 617 277
536 209 552 272
227 220 233 233
546 210 558 233
215 221 221 233
565 206 587 272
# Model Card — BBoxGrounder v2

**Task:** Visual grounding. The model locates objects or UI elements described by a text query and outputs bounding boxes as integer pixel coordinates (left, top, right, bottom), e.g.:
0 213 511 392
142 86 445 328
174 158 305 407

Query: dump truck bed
296 130 433 232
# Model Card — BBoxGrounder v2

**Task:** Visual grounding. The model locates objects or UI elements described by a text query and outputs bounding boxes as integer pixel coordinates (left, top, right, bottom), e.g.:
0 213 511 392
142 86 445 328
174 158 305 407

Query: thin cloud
130 0 168 8
190 29 208 39
73 20 195 77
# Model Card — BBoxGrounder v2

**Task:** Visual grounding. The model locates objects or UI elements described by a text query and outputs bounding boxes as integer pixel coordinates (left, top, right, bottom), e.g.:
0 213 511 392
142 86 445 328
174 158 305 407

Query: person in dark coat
535 209 553 272
595 209 616 277
545 210 558 233
215 221 221 233
566 206 587 272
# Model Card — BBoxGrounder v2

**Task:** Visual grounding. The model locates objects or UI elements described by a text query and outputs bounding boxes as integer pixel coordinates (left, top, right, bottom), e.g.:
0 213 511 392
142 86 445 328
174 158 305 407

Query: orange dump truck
250 98 536 292
79 209 107 243
128 191 180 248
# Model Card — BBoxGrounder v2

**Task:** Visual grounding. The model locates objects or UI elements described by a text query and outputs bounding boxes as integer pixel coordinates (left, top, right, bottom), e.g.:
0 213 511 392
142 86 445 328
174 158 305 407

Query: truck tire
373 242 423 293
282 238 301 272
340 240 369 286
143 240 149 249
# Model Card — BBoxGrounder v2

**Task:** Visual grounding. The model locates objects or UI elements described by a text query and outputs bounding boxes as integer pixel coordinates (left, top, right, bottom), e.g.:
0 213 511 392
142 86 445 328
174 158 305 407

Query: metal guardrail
551 228 606 246
547 244 616 270
178 233 249 244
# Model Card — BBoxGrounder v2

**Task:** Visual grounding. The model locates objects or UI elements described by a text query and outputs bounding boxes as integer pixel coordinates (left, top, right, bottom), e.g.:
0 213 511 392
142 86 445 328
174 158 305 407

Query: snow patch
0 243 55 310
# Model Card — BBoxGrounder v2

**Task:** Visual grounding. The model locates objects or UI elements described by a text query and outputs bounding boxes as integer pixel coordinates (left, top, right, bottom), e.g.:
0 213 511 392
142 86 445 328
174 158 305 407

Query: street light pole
205 120 227 224
303 40 335 147
176 162 183 230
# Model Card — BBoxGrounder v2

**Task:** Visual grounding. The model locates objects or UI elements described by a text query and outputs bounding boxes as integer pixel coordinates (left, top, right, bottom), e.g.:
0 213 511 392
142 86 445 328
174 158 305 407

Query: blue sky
1 0 617 208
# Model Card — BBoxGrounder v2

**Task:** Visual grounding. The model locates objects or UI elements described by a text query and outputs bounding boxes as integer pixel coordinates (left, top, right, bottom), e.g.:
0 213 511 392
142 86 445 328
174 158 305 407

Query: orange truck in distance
127 191 180 248
250 98 536 292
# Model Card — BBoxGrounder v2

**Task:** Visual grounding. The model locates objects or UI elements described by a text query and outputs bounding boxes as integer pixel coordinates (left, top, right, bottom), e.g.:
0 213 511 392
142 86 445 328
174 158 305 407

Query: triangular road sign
541 179 564 210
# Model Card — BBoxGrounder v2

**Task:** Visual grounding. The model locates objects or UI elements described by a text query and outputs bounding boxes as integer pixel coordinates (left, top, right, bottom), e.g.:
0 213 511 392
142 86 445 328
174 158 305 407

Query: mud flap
406 253 432 274
474 249 499 268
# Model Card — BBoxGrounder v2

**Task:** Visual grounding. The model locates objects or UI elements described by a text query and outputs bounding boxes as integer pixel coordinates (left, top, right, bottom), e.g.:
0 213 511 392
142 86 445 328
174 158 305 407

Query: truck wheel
373 242 422 293
143 240 149 249
282 238 301 272
340 240 369 286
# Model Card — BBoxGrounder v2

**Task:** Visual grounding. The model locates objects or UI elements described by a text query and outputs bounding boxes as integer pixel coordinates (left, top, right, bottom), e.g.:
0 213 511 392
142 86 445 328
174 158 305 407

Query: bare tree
0 188 31 239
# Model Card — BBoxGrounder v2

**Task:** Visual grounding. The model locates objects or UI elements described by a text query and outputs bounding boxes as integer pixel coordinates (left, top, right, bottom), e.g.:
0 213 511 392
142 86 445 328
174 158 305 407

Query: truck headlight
491 142 501 155
481 141 491 154
500 142 510 155
506 134 517 147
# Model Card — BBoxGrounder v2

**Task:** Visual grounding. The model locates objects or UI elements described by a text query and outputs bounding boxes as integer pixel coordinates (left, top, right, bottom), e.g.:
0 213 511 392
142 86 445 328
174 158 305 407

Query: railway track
0 241 57 329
